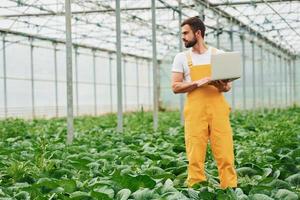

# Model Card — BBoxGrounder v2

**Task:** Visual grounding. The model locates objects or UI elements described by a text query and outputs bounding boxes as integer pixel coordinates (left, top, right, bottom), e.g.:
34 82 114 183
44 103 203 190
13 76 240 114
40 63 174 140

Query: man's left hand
209 80 232 92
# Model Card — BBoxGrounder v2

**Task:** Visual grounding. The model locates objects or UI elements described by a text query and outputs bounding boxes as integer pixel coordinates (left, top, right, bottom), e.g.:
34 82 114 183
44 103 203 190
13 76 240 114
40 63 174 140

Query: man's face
181 24 197 48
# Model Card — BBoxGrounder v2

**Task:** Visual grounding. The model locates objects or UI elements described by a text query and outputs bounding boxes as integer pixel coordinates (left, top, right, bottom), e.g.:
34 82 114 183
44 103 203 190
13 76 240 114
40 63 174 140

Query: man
171 16 237 189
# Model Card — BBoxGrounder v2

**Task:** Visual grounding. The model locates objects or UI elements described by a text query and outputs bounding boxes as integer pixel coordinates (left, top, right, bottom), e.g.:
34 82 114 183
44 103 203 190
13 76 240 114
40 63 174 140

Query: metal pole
279 55 283 107
267 50 271 109
229 30 235 109
279 55 282 107
251 41 256 109
92 50 97 115
123 59 127 111
284 57 288 107
273 53 278 108
74 48 79 116
30 39 35 118
116 0 123 132
216 17 220 48
147 60 151 110
178 0 184 125
65 0 74 144
109 54 113 113
241 35 246 109
293 58 296 105
2 35 7 118
136 58 140 109
54 43 59 117
260 44 264 109
151 0 158 130
288 58 292 106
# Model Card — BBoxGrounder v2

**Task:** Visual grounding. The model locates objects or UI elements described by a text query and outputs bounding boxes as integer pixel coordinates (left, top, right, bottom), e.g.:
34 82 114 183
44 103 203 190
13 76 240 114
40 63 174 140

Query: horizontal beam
211 0 299 7
0 5 195 18
0 28 153 61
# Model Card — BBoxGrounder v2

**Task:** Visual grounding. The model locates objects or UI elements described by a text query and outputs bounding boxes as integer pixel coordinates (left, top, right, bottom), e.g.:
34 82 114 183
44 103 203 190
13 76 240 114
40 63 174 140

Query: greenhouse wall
0 32 299 119
0 34 153 119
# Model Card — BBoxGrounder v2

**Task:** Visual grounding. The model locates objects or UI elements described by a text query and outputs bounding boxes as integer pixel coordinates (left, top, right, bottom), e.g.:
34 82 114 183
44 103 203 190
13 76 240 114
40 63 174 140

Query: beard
183 36 197 48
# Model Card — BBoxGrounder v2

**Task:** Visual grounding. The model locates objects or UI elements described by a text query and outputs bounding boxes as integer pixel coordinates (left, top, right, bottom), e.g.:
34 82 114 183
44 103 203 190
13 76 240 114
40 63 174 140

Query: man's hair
181 16 205 38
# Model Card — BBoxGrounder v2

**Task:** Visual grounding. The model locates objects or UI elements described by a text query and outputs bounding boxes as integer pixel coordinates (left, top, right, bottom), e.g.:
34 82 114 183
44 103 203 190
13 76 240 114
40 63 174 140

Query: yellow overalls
184 48 237 189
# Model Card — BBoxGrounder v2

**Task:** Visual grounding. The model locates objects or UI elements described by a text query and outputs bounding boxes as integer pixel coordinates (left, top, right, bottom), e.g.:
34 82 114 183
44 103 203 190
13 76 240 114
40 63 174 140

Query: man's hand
210 80 232 92
193 77 211 87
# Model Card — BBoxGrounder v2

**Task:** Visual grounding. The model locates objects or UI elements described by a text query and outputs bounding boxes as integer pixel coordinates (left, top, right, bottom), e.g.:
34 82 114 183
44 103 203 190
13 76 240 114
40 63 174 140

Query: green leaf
161 179 177 194
249 185 273 196
14 191 30 200
249 194 274 200
262 168 272 178
285 173 300 187
237 167 258 177
264 179 290 189
165 191 189 200
90 191 112 200
274 189 298 200
187 189 199 200
131 188 157 200
112 171 156 192
57 179 76 193
116 189 131 200
93 186 114 199
33 178 59 193
69 191 92 200
198 190 215 200
273 170 280 179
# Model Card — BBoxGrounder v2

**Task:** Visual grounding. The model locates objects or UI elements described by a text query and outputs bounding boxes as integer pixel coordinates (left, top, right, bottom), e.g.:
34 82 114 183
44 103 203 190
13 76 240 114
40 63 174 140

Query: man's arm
171 72 210 94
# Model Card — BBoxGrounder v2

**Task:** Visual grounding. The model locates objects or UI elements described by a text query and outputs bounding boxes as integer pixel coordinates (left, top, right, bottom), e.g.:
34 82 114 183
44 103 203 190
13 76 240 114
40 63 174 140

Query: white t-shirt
172 47 224 82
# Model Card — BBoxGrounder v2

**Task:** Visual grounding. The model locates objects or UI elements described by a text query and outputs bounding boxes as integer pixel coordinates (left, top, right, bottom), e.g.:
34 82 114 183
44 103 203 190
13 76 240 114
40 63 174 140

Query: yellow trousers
184 49 237 189
184 93 237 189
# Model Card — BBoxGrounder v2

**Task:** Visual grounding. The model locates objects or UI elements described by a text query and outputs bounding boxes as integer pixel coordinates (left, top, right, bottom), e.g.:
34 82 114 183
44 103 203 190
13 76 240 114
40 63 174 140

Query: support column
229 30 235 109
293 58 296 105
65 0 74 144
136 58 140 109
2 35 7 118
123 59 127 111
216 17 220 48
251 41 256 109
147 60 151 110
284 57 288 107
116 0 123 132
109 54 113 113
178 0 184 125
273 53 278 108
53 43 59 117
74 47 79 116
30 38 35 118
151 0 158 130
240 35 246 109
267 49 272 109
92 50 97 115
260 45 264 109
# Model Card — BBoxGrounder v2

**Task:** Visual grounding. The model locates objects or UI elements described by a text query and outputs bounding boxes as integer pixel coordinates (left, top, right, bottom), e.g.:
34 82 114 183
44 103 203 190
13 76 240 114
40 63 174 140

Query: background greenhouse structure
1 0 300 121
0 0 300 198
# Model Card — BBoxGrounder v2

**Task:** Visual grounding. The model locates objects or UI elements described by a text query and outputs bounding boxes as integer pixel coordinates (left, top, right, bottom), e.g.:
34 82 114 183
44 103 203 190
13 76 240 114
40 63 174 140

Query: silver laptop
211 52 242 81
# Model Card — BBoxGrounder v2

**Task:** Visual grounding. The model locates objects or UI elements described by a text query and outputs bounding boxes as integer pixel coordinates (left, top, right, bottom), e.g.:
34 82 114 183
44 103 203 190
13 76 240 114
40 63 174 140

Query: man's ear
195 30 202 38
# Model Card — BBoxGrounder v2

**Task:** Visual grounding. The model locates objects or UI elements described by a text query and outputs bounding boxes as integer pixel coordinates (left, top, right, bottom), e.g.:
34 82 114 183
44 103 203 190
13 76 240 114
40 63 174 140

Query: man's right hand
193 77 211 87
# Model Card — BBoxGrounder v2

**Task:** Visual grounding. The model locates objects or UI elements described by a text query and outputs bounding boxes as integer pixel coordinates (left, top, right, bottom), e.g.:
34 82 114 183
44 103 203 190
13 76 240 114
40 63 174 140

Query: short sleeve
216 49 225 54
172 53 184 73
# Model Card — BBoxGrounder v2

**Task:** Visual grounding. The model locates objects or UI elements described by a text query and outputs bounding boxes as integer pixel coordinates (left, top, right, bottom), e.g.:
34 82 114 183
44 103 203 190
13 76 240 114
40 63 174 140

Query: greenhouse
0 0 299 199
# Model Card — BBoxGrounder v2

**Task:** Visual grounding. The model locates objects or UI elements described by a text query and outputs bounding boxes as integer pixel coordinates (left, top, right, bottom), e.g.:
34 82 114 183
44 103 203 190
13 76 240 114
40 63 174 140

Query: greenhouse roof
0 0 299 59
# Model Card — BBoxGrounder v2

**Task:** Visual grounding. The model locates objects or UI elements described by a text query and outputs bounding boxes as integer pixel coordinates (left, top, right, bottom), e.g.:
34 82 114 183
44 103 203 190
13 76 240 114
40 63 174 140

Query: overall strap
185 51 193 68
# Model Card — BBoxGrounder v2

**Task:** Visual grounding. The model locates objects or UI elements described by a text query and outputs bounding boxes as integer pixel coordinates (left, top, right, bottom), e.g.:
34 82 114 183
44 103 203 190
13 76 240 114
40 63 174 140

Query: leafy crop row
0 108 299 199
